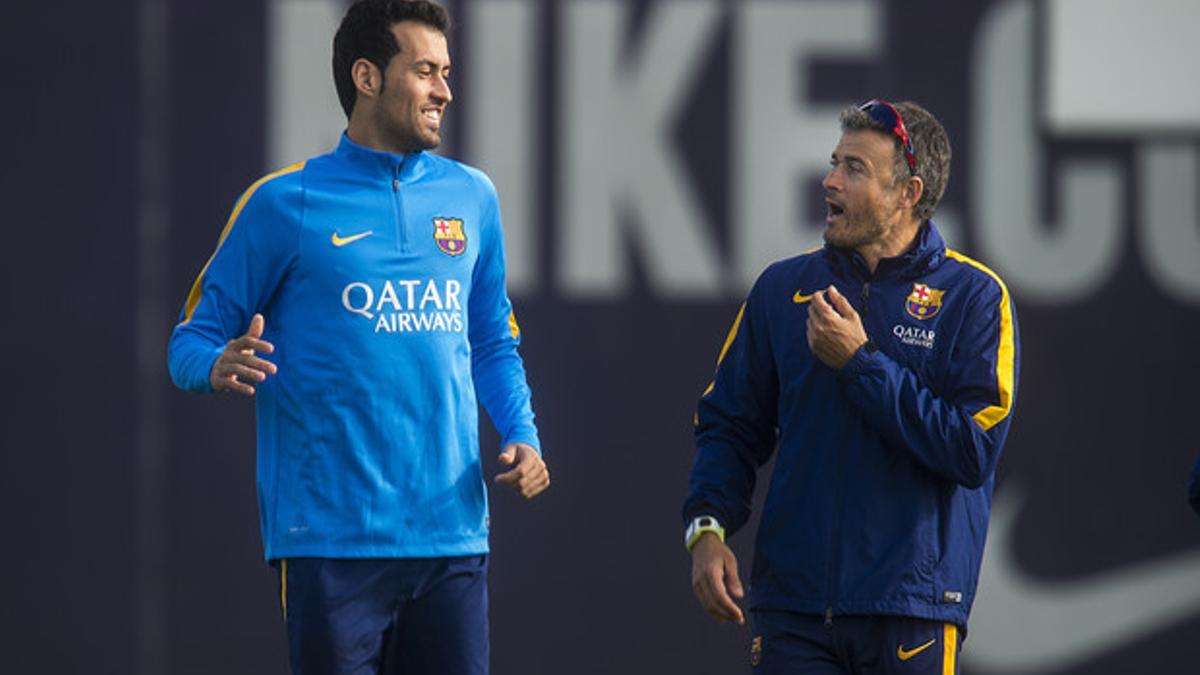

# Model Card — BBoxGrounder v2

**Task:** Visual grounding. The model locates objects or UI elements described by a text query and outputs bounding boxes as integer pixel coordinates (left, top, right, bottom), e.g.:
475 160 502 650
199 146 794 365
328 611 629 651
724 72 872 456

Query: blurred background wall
4 0 1199 673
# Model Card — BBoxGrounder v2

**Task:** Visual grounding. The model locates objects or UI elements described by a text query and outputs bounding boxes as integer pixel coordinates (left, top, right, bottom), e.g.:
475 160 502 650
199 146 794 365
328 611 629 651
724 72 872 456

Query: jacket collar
824 220 946 281
333 132 428 181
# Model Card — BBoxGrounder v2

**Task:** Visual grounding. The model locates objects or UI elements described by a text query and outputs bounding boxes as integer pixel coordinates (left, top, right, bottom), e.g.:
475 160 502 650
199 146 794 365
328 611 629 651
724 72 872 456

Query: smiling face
821 129 915 252
368 21 453 153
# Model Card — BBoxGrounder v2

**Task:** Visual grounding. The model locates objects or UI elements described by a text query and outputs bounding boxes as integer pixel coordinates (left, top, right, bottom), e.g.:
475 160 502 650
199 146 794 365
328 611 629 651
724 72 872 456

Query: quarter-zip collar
823 220 946 281
334 132 428 183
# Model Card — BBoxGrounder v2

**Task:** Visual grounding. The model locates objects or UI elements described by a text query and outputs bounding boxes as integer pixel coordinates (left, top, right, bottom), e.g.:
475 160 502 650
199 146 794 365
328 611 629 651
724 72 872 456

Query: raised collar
824 220 947 281
333 132 427 181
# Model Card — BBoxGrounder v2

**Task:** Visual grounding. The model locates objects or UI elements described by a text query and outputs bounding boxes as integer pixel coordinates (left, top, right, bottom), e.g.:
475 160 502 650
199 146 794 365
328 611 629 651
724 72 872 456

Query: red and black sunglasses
859 99 916 175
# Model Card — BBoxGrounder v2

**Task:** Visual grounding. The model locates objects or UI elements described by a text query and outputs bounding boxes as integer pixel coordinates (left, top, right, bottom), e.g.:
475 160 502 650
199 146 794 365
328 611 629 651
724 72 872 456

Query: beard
823 212 887 250
377 109 441 153
406 117 441 151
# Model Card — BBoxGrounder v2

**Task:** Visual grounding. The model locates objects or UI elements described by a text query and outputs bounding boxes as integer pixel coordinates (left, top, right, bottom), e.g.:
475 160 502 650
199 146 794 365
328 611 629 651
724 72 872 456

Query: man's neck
856 217 923 275
346 115 409 155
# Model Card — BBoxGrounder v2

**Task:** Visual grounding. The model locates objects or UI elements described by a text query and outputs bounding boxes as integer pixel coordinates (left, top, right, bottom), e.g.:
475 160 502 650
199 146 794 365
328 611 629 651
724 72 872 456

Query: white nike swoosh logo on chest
964 488 1200 673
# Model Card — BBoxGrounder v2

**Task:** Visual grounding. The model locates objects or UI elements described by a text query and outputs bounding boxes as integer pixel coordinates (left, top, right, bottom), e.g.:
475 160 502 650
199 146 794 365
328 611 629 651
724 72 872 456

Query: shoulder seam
455 160 499 240
944 248 1009 296
179 161 306 325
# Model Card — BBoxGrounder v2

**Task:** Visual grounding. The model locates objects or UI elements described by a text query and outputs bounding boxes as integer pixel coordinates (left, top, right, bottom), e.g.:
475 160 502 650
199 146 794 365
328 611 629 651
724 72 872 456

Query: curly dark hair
839 100 952 222
332 0 451 118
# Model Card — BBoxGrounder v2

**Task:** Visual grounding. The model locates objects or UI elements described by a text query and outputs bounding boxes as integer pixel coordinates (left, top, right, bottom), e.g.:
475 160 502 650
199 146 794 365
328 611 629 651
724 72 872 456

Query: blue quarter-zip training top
169 134 540 560
684 222 1019 628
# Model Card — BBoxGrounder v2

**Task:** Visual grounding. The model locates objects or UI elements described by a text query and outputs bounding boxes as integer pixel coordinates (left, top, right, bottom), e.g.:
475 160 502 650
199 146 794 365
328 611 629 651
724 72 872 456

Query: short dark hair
332 0 451 118
839 100 951 222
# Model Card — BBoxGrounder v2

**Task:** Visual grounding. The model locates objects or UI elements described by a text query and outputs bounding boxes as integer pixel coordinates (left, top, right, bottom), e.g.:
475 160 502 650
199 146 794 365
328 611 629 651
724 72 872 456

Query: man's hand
690 533 745 625
494 442 549 498
807 285 869 369
209 313 278 396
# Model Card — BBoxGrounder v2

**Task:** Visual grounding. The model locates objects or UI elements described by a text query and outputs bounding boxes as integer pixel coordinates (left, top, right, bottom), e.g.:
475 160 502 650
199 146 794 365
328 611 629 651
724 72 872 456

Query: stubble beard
379 109 441 154
409 116 441 151
823 214 887 250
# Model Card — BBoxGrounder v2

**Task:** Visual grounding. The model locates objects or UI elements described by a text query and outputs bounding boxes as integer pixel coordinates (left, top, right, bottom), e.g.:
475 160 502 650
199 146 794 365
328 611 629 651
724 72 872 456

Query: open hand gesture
209 313 278 396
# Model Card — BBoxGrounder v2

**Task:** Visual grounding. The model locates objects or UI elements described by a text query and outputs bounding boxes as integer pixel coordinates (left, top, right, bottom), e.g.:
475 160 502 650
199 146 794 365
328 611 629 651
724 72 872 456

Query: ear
351 58 382 102
902 175 925 211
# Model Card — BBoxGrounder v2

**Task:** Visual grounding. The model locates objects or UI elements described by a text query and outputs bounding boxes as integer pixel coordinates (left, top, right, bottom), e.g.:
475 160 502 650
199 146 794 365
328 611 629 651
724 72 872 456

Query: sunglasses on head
859 99 916 175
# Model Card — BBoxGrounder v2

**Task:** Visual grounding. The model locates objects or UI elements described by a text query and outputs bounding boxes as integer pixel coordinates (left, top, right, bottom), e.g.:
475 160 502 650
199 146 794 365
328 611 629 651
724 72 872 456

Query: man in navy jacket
683 100 1019 674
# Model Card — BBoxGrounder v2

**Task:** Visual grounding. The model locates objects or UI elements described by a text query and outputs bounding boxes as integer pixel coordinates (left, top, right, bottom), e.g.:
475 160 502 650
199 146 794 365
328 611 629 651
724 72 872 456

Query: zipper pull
393 178 399 192
824 607 833 628
860 282 870 317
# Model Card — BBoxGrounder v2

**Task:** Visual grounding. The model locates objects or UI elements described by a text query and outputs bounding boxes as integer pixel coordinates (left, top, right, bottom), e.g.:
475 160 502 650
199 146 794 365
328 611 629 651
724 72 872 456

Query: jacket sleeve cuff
169 343 224 393
502 430 541 454
838 341 878 381
682 503 730 528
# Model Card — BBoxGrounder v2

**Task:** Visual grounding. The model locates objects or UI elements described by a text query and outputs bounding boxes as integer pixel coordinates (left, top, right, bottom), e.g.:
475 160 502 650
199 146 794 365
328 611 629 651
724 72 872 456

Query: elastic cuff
502 434 541 454
838 342 876 379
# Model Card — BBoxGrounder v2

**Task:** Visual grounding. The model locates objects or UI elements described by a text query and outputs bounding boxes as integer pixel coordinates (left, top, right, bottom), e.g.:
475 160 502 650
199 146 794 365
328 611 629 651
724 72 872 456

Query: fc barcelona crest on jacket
433 217 467 257
905 283 945 320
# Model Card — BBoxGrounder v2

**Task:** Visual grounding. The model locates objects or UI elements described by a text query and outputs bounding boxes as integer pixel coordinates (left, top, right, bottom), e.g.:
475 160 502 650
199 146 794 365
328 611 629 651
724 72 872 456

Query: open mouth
826 200 845 221
422 108 442 126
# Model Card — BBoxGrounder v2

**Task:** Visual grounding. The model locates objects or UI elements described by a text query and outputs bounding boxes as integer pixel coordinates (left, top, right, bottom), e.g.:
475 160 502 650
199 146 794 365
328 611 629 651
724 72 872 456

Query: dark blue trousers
277 556 489 675
750 610 961 675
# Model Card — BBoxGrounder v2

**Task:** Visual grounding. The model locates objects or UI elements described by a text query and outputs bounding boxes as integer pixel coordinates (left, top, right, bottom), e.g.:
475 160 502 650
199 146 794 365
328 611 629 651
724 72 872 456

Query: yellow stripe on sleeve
943 623 957 674
945 250 1015 431
714 303 746 367
699 302 747 400
508 311 521 340
179 162 306 325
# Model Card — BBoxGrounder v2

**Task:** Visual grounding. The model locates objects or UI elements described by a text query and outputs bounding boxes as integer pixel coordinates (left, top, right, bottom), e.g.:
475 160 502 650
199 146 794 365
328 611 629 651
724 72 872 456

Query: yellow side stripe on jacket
179 162 306 325
700 302 746 399
945 249 1015 431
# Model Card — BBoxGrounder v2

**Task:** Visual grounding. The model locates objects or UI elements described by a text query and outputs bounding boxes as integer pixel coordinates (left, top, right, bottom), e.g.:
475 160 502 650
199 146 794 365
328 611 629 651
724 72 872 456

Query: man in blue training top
168 1 548 673
683 100 1019 674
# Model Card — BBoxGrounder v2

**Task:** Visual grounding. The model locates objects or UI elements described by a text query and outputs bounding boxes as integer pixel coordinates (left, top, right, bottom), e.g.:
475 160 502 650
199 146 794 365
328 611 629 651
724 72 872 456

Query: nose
822 166 839 192
433 74 453 104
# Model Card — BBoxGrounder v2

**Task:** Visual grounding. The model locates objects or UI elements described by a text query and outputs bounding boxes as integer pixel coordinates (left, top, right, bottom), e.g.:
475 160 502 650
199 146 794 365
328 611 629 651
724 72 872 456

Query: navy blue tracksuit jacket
684 222 1019 629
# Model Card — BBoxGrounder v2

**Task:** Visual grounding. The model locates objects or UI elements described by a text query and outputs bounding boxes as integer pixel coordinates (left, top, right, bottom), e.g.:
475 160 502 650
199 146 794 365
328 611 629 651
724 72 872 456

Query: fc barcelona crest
905 283 945 320
433 217 467 257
